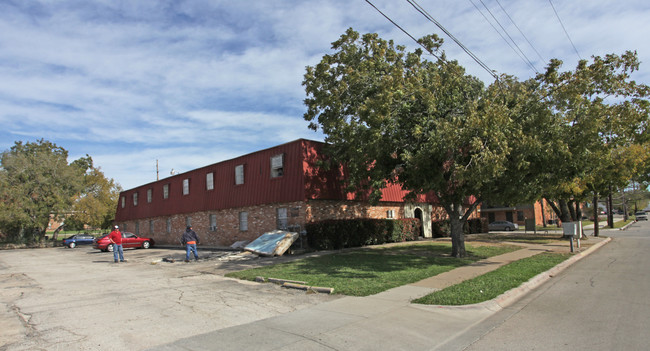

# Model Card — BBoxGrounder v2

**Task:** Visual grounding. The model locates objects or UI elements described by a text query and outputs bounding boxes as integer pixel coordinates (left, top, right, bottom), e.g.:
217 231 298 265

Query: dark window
271 154 284 178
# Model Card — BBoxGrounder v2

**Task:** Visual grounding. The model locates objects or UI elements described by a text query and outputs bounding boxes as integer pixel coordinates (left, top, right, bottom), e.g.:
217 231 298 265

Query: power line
363 0 444 63
548 0 582 60
470 0 539 74
403 0 499 80
494 0 546 64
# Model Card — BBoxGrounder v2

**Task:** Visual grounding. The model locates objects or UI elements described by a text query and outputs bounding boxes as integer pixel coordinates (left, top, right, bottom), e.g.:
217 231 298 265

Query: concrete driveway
0 246 339 350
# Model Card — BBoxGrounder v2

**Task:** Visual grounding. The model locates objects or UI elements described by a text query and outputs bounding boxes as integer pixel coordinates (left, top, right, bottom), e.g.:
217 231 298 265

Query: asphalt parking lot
0 245 339 350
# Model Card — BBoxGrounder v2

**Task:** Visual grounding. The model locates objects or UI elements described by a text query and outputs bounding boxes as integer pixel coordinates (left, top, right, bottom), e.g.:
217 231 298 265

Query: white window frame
206 172 214 190
133 193 138 206
239 212 248 231
235 164 244 185
163 184 169 199
387 210 395 219
270 154 284 178
147 188 152 203
183 179 190 195
121 196 125 208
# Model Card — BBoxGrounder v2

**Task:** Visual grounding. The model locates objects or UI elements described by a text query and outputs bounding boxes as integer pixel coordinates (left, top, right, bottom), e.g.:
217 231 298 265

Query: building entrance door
414 208 424 237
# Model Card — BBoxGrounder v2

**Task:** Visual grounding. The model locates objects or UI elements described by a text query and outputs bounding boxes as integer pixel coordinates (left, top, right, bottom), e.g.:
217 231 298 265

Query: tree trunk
444 200 480 258
541 200 547 228
559 200 572 223
608 186 614 228
593 193 599 237
545 198 572 224
450 213 466 258
568 199 577 221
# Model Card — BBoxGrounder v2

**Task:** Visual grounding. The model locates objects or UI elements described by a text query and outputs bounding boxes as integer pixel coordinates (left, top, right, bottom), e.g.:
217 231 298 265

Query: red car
93 232 154 252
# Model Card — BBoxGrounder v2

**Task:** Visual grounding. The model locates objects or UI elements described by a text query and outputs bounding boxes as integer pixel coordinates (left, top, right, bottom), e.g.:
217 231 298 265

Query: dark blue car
62 234 96 248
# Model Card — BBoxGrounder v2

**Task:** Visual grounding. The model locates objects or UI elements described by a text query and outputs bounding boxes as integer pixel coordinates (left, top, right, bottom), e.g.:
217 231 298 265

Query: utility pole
156 159 159 181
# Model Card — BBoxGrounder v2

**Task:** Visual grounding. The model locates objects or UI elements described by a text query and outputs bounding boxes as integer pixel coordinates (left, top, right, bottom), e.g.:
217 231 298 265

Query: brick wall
119 199 443 247
118 201 307 247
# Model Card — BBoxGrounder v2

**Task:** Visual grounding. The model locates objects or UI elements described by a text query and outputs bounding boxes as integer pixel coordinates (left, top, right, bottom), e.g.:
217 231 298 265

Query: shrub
431 217 488 238
305 218 421 250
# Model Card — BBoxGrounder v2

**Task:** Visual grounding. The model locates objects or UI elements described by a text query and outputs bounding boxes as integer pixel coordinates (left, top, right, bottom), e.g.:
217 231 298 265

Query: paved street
442 221 650 350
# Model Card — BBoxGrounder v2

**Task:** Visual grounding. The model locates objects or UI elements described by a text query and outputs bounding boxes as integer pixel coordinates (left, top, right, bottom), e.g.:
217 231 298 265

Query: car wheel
107 244 114 252
505 227 512 231
69 242 76 248
142 241 150 249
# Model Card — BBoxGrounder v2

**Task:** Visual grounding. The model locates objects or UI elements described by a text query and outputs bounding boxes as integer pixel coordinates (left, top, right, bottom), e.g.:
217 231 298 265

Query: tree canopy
303 29 539 257
303 28 650 257
0 140 118 244
69 164 122 231
534 52 650 223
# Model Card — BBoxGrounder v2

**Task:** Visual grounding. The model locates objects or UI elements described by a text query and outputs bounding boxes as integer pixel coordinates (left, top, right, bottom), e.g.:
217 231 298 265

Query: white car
635 212 648 221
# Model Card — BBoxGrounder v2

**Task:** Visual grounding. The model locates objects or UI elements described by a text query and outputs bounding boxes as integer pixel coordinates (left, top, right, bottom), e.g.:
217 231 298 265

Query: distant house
479 201 559 227
114 139 475 247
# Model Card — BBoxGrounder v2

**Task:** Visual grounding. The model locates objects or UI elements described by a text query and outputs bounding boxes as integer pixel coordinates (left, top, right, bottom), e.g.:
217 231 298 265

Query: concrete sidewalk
150 236 611 351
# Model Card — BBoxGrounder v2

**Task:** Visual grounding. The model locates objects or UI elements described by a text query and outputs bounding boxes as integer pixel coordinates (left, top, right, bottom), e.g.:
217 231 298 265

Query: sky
1 0 649 190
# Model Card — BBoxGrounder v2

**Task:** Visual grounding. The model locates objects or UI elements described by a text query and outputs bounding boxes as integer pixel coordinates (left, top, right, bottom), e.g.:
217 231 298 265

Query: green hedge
431 217 488 238
305 218 421 250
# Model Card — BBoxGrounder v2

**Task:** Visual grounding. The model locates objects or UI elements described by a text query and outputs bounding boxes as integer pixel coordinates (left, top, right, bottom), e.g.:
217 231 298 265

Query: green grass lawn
412 252 571 305
226 243 519 296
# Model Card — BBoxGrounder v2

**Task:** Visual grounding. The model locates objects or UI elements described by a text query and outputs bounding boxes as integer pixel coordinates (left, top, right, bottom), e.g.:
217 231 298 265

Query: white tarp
244 230 299 256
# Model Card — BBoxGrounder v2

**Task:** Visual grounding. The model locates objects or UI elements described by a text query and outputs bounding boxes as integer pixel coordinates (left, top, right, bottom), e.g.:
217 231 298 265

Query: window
185 217 192 227
239 212 248 231
149 220 154 233
183 179 190 195
163 184 169 199
277 208 288 229
147 188 152 203
517 211 525 221
209 214 217 231
133 193 138 206
166 218 171 233
206 172 214 190
121 196 125 208
271 154 284 178
135 222 140 235
122 223 127 231
386 210 395 219
235 164 244 185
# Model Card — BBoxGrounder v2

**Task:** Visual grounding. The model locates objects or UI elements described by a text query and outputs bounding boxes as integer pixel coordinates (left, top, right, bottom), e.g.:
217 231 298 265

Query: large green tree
534 52 650 226
303 29 537 257
0 140 89 243
69 164 122 231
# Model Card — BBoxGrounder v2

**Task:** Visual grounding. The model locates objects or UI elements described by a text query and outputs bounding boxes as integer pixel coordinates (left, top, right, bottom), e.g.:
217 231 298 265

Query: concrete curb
426 236 612 311
620 221 635 230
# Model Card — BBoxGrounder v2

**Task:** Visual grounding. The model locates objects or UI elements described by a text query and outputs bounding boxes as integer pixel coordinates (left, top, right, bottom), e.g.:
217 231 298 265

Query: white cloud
1 0 649 189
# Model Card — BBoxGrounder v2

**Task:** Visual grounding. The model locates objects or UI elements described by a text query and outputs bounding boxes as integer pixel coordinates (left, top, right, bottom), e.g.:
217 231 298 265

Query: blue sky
1 0 649 190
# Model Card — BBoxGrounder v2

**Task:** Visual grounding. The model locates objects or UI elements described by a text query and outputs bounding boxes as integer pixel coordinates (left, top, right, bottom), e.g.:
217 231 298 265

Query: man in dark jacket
181 226 200 262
